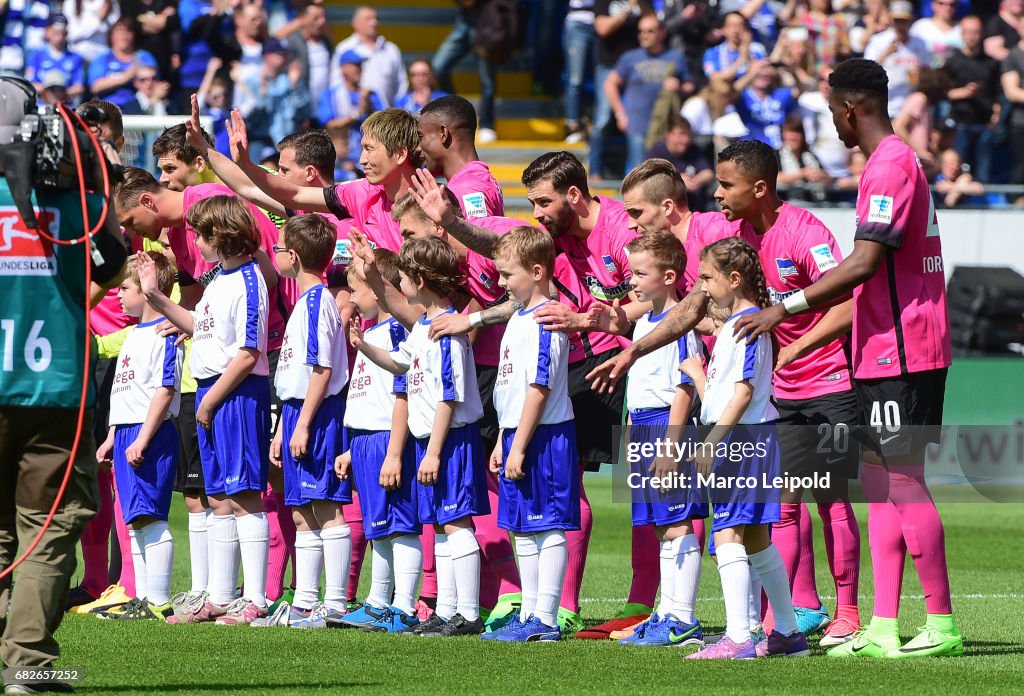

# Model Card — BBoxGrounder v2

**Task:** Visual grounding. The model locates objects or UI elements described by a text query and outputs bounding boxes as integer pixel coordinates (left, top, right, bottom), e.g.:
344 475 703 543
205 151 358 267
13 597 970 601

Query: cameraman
0 78 127 694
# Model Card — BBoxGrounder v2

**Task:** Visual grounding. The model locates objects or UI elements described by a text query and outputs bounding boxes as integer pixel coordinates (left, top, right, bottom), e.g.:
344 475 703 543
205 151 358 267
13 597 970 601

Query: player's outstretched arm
409 169 501 257
228 109 331 213
428 298 518 341
357 338 408 375
733 239 886 342
587 285 709 393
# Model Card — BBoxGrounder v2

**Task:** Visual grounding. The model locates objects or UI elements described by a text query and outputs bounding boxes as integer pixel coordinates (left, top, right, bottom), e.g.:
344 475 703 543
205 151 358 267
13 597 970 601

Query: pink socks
344 493 367 601
626 524 659 608
264 488 295 601
793 503 821 609
818 500 861 609
420 525 437 601
111 473 135 596
560 465 592 614
475 475 521 608
80 468 114 596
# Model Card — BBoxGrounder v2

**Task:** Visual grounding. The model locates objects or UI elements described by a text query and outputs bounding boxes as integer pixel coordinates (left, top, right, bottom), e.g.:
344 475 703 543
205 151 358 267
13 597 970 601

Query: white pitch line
580 593 1024 604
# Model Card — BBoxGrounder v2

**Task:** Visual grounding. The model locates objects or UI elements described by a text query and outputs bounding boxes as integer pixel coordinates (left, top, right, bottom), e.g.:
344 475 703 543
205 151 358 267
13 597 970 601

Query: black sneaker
412 613 448 636
434 613 485 637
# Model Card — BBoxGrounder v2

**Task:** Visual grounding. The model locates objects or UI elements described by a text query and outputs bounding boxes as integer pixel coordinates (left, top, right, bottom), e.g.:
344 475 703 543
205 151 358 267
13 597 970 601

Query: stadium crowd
1 0 1022 205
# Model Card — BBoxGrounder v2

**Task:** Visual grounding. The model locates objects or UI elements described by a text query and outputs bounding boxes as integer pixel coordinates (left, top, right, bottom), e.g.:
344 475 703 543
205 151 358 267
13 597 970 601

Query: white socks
448 527 481 622
129 528 147 602
658 535 702 623
434 534 457 620
515 534 539 622
209 514 239 606
367 537 394 609
236 511 269 609
139 520 174 605
187 510 210 593
534 530 567 628
294 530 323 610
749 544 798 636
716 542 753 644
391 535 423 615
321 524 352 613
749 565 763 632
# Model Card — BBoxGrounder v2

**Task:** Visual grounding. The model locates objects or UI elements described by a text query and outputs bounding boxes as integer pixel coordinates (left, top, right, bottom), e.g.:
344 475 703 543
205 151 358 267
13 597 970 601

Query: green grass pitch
56 476 1024 695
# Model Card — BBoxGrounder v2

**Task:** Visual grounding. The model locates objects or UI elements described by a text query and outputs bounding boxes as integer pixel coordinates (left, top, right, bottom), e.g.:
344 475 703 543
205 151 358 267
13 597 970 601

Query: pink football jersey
852 135 951 378
448 161 505 218
738 203 852 399
324 179 404 252
554 196 640 304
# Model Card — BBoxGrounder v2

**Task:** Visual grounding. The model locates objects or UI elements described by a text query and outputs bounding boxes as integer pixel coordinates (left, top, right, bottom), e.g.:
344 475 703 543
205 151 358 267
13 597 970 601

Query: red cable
0 106 109 580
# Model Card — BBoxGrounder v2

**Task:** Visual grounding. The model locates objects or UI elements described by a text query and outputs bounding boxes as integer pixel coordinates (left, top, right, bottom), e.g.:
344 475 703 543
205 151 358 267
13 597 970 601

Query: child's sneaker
166 598 230 624
617 615 660 645
338 603 388 628
422 613 484 637
70 584 131 615
290 604 328 630
214 598 267 626
251 601 292 627
754 630 810 657
821 615 861 648
686 636 757 660
634 617 704 648
482 610 520 640
98 598 171 621
364 606 419 634
497 615 560 642
412 613 448 636
794 603 831 637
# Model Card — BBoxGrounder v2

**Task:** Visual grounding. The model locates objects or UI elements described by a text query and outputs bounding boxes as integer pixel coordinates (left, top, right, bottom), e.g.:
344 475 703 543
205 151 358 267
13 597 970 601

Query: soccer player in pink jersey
417 95 504 219
715 139 863 646
732 58 962 658
226 108 421 253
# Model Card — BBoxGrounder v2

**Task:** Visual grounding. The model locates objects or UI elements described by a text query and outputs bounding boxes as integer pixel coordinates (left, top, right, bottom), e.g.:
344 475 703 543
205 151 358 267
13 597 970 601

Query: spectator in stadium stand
236 38 312 160
911 0 964 64
768 25 818 91
934 148 988 206
1 0 47 73
894 67 951 177
680 77 739 145
661 0 715 88
605 14 694 174
799 67 851 179
591 0 648 180
849 0 892 55
197 57 232 155
119 0 180 90
984 0 1023 60
999 20 1024 200
87 18 160 109
645 113 713 211
394 59 448 116
331 6 407 108
215 1 270 118
717 0 783 49
701 11 768 83
25 13 86 101
429 0 499 144
833 147 866 197
120 63 170 116
318 50 384 170
63 0 119 64
284 2 334 109
945 15 1000 183
781 0 850 69
777 115 831 201
563 0 596 144
38 72 73 106
864 1 931 117
731 59 801 150
177 0 230 93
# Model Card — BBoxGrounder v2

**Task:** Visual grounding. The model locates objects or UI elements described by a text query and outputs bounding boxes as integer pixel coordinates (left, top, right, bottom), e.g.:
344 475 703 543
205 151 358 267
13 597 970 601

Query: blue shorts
196 373 271 496
113 420 179 524
498 421 580 534
348 428 421 539
415 422 490 525
628 408 709 528
281 394 350 506
709 423 781 532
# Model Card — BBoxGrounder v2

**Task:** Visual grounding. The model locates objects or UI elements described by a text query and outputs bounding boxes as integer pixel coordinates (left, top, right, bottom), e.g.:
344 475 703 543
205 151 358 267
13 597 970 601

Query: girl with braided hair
681 237 808 660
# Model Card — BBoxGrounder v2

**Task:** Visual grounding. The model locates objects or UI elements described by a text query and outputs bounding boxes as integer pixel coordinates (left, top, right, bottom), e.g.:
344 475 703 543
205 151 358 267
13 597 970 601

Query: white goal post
119 114 215 173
